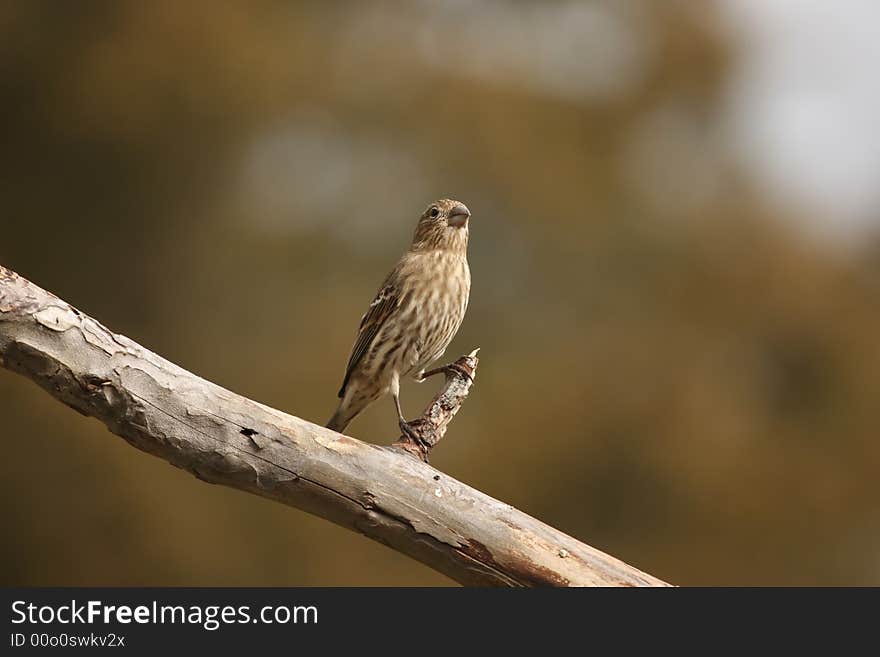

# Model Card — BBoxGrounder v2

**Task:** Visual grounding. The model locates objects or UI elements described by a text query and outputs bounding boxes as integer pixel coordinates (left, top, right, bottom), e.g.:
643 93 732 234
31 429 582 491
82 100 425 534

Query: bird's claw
445 363 474 382
398 418 421 443
421 362 473 383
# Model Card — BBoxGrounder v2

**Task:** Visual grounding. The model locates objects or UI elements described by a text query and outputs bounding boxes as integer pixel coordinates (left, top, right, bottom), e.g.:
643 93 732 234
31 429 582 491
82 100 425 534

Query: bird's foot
394 418 431 462
398 418 423 445
421 362 473 383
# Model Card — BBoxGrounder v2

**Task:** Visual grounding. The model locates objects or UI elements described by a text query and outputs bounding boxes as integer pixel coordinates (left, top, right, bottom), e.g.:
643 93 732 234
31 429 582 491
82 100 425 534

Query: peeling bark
0 265 670 587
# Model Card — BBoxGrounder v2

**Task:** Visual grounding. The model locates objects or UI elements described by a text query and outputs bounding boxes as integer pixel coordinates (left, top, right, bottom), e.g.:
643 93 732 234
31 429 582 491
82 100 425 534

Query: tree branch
0 265 670 587
391 349 480 462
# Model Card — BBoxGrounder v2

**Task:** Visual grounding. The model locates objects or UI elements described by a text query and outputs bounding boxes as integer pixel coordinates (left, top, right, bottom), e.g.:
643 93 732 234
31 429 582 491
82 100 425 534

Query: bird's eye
429 207 440 218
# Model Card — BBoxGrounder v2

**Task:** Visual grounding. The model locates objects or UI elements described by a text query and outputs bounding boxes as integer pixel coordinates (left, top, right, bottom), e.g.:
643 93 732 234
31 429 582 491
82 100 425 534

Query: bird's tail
325 406 352 433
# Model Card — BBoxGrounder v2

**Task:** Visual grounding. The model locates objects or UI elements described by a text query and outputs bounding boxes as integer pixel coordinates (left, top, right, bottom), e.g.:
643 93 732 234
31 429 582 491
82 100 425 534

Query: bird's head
411 199 471 253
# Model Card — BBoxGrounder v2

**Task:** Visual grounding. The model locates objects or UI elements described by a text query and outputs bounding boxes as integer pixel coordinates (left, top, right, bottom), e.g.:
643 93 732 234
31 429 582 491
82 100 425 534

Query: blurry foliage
2 0 880 586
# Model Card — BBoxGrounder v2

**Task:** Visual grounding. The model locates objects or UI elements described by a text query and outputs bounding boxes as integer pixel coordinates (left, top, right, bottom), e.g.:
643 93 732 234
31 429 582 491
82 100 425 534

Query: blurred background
3 0 880 586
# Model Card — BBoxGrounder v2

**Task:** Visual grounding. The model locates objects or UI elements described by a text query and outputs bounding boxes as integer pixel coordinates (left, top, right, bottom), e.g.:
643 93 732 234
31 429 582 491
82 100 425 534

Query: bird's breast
392 251 469 375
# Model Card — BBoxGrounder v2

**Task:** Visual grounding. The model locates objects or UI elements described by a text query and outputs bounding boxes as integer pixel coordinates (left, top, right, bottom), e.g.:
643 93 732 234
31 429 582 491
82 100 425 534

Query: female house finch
327 199 472 437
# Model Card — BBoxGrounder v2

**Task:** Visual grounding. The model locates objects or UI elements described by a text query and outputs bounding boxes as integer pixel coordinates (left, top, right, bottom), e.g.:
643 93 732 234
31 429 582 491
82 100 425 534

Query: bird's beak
448 204 470 228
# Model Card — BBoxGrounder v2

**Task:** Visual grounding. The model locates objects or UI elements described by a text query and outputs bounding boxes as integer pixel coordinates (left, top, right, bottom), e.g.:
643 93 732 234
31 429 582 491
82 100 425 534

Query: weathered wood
0 265 670 587
391 349 481 462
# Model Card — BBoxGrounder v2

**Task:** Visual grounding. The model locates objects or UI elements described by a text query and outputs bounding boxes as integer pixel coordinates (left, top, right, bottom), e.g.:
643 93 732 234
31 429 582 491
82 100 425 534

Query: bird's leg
393 393 422 445
420 362 473 383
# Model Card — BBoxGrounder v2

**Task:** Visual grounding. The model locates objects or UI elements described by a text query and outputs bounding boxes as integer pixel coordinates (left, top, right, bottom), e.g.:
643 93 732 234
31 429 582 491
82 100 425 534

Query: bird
326 198 472 438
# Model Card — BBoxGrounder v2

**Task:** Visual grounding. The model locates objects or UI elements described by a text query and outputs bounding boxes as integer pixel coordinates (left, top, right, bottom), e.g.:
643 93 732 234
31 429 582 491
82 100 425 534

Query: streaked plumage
327 199 471 434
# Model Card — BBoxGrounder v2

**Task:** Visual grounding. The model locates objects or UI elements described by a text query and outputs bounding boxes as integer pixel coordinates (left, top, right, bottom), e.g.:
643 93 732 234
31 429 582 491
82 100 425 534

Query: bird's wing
338 275 400 398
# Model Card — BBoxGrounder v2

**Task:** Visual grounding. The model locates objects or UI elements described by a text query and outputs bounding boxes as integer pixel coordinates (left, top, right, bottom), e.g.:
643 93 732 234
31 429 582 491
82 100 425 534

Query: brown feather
338 275 400 397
